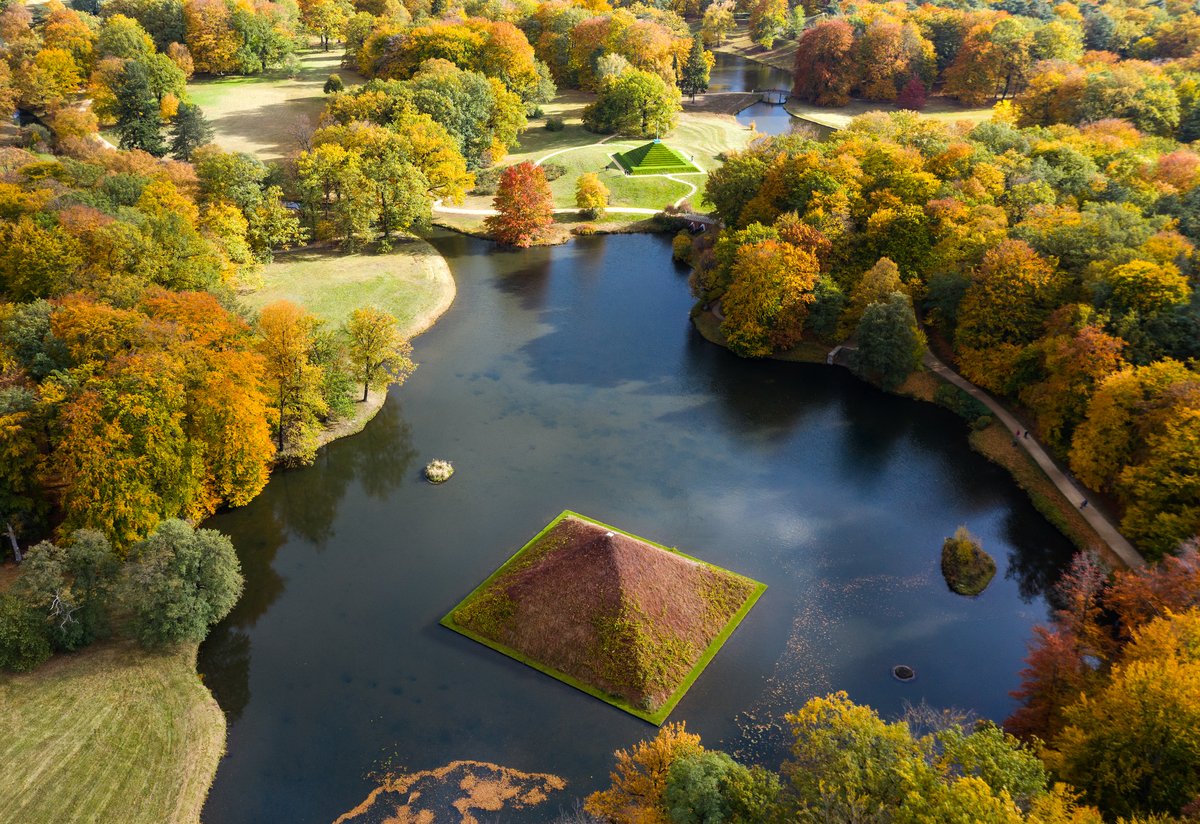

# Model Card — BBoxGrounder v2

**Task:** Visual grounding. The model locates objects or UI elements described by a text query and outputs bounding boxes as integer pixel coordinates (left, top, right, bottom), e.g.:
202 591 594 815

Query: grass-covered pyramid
613 140 701 176
441 511 765 724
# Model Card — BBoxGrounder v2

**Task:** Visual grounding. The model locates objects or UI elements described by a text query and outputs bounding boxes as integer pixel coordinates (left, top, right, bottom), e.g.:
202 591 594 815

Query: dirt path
923 351 1144 568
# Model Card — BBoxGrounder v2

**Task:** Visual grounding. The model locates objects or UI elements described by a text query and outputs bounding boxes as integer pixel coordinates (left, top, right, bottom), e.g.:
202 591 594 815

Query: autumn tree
1018 321 1126 453
575 172 608 219
343 307 416 402
720 240 821 358
257 300 327 463
700 0 735 48
955 240 1063 393
484 162 554 248
586 722 705 824
792 20 855 106
1068 360 1200 556
1048 608 1200 818
748 0 788 50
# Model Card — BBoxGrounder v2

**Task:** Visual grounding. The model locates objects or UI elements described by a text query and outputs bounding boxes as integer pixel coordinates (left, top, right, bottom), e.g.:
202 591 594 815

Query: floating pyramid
442 512 765 723
613 140 701 176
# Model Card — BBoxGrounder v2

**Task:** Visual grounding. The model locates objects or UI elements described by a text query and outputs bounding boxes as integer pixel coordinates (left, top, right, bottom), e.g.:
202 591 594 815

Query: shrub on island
941 526 995 596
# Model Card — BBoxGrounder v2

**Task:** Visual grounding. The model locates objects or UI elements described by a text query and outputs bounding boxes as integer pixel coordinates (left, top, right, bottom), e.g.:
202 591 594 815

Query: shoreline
690 307 1135 569
275 235 457 462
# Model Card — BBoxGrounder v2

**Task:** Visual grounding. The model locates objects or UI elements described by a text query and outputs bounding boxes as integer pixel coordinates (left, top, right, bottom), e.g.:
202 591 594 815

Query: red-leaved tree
896 75 928 110
485 162 554 247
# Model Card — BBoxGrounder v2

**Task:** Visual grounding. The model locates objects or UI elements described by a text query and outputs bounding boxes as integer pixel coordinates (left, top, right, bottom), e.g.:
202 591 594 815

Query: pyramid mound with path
442 512 765 723
613 140 701 176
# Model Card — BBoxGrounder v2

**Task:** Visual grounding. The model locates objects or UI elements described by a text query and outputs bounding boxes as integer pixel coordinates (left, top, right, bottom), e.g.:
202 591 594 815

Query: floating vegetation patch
334 760 566 824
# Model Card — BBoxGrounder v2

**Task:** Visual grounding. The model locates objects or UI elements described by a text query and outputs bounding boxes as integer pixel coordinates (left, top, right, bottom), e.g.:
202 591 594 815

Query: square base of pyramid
440 511 766 724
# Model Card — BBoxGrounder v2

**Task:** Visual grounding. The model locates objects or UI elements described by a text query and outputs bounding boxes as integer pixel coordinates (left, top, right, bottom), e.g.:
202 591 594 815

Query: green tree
168 100 214 160
14 531 120 651
343 307 416 402
122 519 243 647
584 69 682 138
665 751 782 824
851 292 926 390
113 59 166 156
0 593 52 672
679 37 710 102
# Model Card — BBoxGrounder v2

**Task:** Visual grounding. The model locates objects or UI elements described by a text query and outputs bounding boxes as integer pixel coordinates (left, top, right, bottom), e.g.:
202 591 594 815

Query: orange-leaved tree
485 161 554 247
585 721 704 824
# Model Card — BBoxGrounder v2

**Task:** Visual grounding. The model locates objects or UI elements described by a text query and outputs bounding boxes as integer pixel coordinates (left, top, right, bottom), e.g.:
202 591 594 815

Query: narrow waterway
708 52 823 137
200 231 1073 823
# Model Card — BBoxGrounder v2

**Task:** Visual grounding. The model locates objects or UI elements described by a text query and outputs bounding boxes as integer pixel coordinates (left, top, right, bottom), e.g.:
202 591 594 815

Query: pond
199 231 1074 823
707 52 824 137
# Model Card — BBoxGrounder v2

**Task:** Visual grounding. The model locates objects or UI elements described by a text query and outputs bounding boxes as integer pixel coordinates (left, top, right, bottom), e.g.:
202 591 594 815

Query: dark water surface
707 52 821 137
199 231 1073 823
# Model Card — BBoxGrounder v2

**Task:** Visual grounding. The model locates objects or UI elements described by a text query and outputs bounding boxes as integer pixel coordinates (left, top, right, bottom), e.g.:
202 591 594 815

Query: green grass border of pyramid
440 510 766 725
612 141 702 176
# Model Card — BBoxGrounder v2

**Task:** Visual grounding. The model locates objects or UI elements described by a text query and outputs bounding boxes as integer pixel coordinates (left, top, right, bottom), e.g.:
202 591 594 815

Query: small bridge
756 88 790 105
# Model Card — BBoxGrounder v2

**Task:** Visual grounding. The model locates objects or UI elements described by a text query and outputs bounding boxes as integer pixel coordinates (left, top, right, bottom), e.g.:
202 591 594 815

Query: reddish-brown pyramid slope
445 514 763 718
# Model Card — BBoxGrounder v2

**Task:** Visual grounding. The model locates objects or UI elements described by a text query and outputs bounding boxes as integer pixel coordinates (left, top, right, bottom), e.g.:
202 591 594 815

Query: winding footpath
923 351 1145 568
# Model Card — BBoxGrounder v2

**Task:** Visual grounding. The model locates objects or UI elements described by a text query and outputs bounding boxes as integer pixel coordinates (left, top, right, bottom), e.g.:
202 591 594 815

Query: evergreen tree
114 60 166 157
169 102 214 161
680 38 711 102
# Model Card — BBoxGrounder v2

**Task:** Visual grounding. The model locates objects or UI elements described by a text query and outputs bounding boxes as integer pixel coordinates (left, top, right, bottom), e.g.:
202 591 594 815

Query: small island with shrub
424 460 455 484
940 526 996 596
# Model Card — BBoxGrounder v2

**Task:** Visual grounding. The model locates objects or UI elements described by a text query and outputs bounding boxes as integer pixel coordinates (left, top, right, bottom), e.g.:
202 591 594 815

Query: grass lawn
785 96 994 132
241 238 454 335
188 47 365 161
0 642 224 824
460 91 755 213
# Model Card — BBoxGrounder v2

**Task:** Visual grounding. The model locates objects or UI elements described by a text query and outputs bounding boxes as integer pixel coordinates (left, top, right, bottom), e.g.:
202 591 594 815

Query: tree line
683 112 1198 558
0 141 416 555
790 0 1199 143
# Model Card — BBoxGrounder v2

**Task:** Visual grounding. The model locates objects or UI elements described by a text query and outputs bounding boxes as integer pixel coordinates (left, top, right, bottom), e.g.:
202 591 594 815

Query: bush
545 116 565 131
934 383 990 421
541 162 567 181
324 73 344 94
470 166 505 196
572 223 599 236
123 520 243 648
424 459 454 483
672 230 693 263
0 594 52 673
972 414 994 431
941 526 996 596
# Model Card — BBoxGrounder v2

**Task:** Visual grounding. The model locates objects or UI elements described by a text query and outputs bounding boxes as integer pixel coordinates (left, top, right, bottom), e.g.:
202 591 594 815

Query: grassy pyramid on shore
441 511 764 723
613 140 701 176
